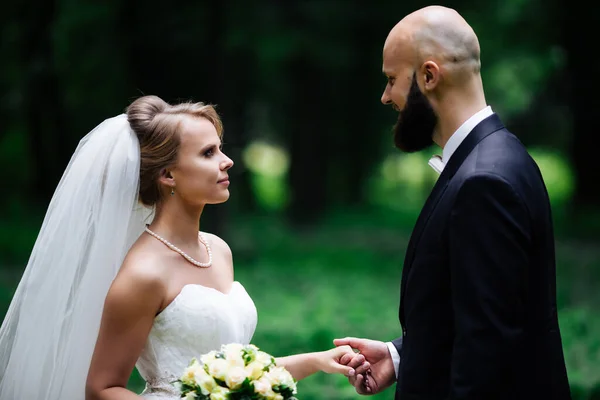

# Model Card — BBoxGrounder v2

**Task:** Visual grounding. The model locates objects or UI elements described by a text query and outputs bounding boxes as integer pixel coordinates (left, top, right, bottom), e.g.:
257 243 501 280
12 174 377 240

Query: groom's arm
448 174 530 400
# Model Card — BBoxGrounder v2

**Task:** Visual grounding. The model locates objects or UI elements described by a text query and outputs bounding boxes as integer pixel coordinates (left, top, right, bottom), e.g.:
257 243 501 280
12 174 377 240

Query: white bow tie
428 155 444 174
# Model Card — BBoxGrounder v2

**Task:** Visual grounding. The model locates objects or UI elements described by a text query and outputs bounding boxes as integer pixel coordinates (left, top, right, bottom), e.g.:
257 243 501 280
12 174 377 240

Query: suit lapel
399 173 450 324
399 114 505 324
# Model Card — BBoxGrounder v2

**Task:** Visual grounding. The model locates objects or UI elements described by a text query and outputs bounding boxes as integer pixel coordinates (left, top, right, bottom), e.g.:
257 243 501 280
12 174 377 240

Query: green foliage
0 0 598 398
116 214 600 399
529 148 575 207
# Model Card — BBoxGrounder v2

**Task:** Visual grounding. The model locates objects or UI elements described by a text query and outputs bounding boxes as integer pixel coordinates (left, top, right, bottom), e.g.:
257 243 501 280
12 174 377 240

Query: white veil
0 114 154 399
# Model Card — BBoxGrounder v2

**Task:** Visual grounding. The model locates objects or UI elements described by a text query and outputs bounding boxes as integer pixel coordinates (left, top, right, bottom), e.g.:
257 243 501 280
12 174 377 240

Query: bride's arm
86 257 165 400
275 345 369 381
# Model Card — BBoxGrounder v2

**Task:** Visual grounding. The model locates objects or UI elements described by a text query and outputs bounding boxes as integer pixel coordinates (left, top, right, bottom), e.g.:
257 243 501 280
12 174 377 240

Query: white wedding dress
136 282 258 399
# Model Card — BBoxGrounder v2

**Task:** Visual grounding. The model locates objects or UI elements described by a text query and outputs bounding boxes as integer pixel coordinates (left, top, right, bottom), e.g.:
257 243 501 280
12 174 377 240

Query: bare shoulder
202 232 233 260
107 242 168 311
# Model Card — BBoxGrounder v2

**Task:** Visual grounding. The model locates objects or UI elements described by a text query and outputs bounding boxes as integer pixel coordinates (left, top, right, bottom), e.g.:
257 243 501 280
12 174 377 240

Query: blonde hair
126 95 223 206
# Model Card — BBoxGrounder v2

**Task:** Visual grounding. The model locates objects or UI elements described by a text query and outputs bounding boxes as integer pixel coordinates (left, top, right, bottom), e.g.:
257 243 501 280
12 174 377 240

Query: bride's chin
208 192 230 205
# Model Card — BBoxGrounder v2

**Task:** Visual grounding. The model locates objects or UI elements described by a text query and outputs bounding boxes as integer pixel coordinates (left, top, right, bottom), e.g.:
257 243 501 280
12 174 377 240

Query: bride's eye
203 147 215 157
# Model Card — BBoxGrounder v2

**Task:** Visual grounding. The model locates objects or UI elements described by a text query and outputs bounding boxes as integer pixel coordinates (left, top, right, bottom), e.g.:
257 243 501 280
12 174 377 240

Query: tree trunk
563 1 600 212
21 0 69 205
284 53 330 225
120 0 233 236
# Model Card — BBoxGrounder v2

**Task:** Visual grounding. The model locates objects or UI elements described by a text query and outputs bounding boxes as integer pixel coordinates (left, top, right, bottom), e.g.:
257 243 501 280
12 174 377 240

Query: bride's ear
158 168 176 190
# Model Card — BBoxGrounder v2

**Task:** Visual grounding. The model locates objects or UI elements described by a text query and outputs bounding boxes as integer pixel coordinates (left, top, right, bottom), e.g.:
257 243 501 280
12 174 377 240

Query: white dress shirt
386 105 494 378
428 106 494 174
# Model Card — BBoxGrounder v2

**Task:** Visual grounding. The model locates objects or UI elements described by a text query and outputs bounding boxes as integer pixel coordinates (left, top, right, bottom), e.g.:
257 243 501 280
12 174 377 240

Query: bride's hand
317 345 371 377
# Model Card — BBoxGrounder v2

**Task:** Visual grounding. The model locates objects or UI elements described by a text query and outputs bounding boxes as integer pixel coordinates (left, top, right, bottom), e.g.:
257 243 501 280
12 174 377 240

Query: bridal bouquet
174 343 298 400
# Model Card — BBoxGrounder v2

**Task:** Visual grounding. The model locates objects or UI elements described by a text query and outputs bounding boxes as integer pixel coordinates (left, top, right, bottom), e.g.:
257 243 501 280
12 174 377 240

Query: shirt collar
442 105 494 164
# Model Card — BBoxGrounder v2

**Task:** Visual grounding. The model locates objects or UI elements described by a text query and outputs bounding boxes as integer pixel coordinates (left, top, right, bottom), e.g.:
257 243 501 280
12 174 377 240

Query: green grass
131 212 599 399
1 211 599 399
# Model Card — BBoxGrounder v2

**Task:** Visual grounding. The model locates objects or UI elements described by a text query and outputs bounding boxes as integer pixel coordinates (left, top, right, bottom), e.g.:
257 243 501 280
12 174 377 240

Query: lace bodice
136 282 257 399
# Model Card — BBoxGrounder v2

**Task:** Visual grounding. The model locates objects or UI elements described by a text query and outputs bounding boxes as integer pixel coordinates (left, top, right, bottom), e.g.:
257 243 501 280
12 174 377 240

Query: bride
0 95 369 399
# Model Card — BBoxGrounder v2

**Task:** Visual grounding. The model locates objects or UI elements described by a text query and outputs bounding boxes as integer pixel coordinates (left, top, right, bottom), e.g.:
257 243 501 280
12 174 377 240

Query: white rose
264 367 284 386
225 366 248 390
227 353 245 368
264 367 296 394
181 363 203 386
201 351 218 366
193 367 218 395
279 369 295 388
245 360 265 380
223 343 245 367
253 377 276 397
223 343 244 356
208 358 228 381
210 386 230 400
183 391 198 400
256 351 274 368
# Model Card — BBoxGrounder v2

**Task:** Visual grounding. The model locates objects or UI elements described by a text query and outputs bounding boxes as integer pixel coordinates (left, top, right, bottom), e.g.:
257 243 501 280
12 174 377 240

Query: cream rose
207 358 228 381
223 343 245 368
181 362 203 386
193 367 218 395
253 377 276 398
183 391 198 400
209 386 230 400
245 360 265 380
201 351 218 366
223 343 244 357
225 366 248 390
265 367 295 388
256 351 274 368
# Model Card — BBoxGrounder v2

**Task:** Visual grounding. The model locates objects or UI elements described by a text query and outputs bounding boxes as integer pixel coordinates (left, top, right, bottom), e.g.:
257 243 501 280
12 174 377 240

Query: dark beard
393 75 437 152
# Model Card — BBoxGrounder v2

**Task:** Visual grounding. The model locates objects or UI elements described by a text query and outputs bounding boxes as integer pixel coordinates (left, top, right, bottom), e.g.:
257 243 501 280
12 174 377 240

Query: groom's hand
334 337 395 395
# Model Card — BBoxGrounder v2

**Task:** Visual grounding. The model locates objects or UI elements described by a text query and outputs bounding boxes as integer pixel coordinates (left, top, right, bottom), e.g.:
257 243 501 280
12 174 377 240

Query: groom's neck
433 76 487 149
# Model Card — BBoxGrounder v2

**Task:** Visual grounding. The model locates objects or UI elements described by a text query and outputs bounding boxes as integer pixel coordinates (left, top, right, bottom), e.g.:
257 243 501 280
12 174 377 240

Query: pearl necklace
144 225 213 268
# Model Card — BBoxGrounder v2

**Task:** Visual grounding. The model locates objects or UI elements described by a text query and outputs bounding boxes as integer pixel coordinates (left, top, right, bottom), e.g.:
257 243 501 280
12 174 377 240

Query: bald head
384 6 481 83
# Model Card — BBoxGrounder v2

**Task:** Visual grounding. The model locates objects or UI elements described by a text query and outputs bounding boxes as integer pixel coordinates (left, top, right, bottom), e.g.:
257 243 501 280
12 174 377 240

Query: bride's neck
148 200 205 246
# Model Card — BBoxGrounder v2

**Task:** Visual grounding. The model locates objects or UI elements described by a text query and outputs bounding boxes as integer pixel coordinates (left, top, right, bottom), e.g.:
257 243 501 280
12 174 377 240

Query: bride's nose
221 155 234 170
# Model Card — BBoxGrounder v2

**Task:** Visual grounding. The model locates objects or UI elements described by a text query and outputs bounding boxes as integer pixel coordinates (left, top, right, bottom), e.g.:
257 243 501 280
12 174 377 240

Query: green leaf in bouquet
175 381 210 400
228 393 258 400
242 349 256 365
213 377 228 388
225 379 261 400
239 378 253 391
273 385 296 399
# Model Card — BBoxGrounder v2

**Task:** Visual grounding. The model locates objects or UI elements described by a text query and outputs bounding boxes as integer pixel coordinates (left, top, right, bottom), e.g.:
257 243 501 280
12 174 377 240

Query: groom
335 6 571 400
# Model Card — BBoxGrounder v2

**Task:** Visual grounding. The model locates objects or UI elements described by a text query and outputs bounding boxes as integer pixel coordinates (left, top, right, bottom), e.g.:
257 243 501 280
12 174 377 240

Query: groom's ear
421 61 440 92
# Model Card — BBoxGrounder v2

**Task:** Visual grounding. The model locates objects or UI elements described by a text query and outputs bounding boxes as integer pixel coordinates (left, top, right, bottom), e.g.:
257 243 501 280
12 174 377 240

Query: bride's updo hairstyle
126 95 223 207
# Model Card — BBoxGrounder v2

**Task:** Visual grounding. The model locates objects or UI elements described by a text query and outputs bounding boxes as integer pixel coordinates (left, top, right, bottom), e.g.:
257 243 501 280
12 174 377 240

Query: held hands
317 345 371 378
334 337 396 395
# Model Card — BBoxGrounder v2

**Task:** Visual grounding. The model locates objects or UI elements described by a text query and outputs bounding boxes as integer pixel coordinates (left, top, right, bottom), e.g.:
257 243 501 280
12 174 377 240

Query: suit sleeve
448 173 531 399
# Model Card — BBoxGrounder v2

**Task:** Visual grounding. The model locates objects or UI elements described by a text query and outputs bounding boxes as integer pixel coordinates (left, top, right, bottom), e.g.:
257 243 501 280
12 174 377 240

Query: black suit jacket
392 114 571 400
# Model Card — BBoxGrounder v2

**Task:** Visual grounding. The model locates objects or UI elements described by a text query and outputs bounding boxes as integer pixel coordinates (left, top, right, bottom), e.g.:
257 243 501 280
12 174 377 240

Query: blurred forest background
1 0 599 398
